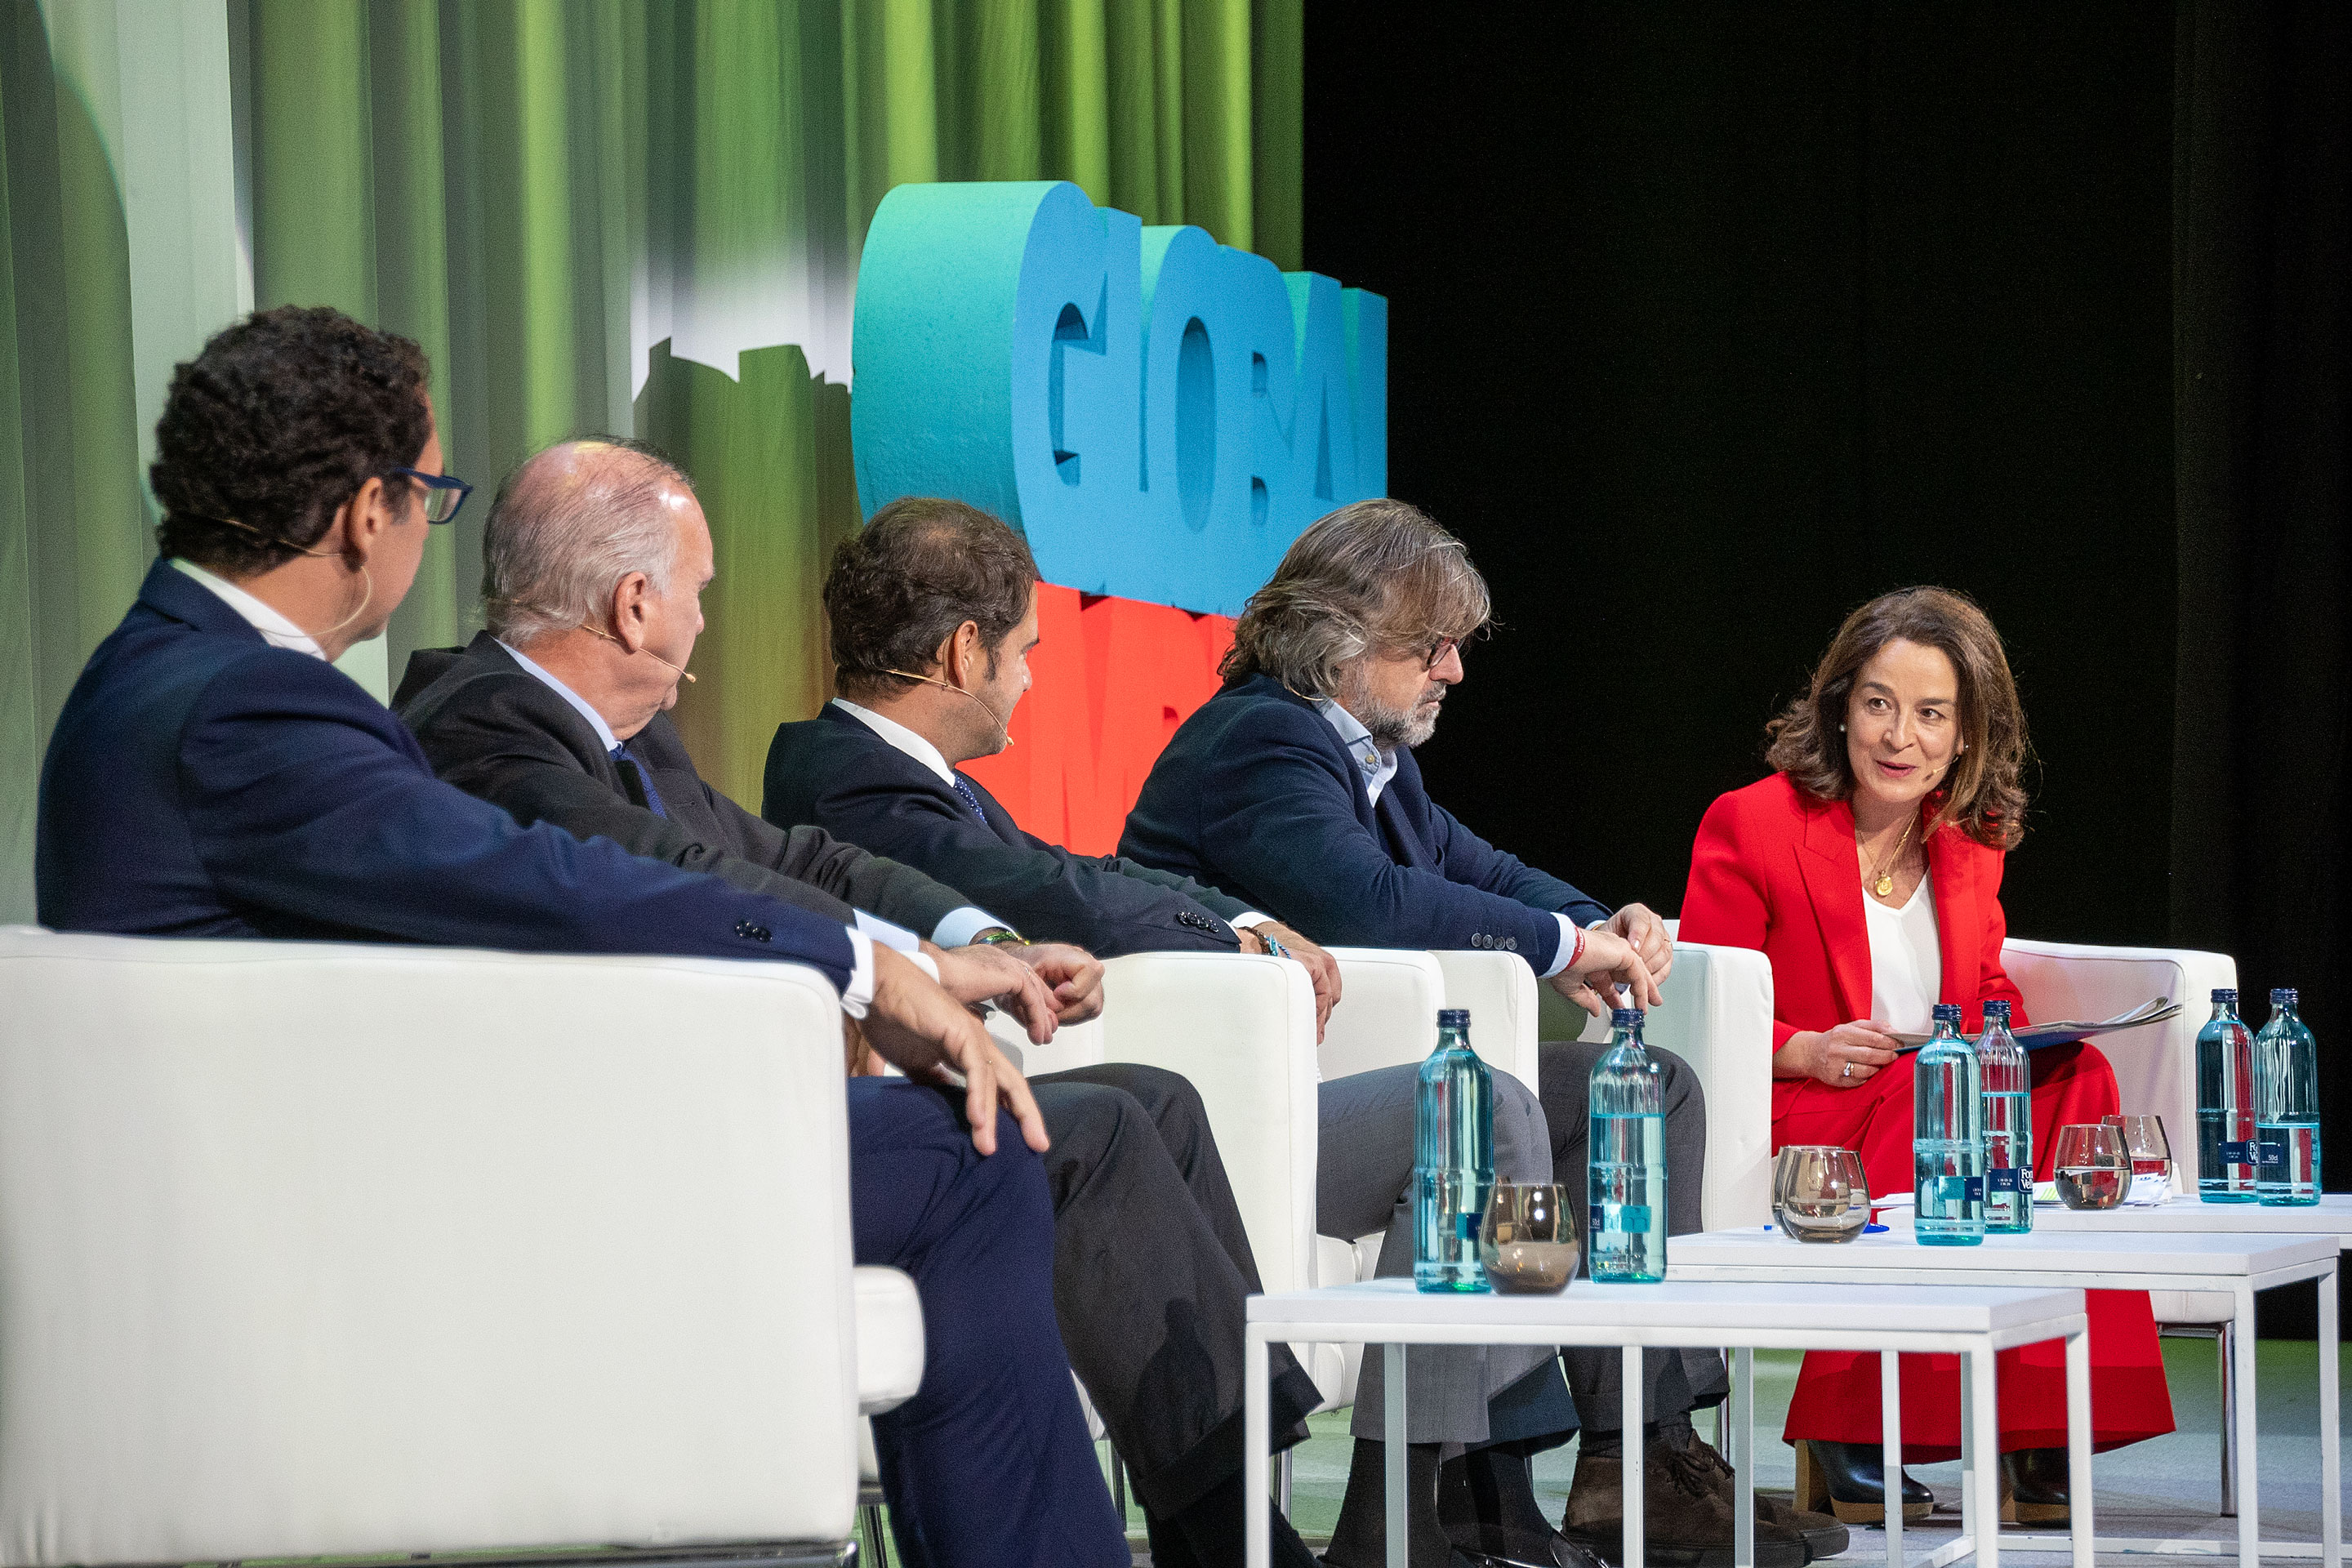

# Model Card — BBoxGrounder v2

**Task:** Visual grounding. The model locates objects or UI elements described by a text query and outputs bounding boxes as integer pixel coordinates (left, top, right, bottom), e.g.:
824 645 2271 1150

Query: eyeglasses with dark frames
386 466 474 524
1418 635 1460 671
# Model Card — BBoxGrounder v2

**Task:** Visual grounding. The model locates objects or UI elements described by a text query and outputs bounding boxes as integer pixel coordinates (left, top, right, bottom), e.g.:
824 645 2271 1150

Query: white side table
1949 1192 2352 1248
1671 1228 2341 1568
1243 1277 2088 1568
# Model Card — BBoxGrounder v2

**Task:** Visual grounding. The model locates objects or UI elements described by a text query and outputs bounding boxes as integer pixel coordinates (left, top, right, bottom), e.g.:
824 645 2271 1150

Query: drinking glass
1773 1145 1869 1243
1480 1183 1578 1292
2102 1114 2174 1189
2053 1123 2130 1210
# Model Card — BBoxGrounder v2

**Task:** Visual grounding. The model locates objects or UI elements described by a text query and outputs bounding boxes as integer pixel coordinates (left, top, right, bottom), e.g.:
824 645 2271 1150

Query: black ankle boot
1324 1438 1462 1568
1999 1447 2070 1526
1437 1446 1607 1568
1794 1440 1934 1525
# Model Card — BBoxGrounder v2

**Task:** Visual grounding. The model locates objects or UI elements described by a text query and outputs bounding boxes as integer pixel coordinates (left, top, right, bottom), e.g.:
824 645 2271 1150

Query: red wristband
1568 924 1586 971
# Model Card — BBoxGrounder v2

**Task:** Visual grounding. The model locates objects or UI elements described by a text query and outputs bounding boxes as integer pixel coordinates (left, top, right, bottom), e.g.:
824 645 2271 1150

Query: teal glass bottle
2196 988 2260 1203
1414 1008 1494 1290
1588 1007 1667 1282
1978 1000 2032 1233
1914 1002 1985 1245
2252 988 2321 1205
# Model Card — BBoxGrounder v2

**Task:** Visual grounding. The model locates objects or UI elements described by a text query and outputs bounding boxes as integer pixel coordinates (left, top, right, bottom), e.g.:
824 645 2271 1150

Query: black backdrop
1303 2 2347 1331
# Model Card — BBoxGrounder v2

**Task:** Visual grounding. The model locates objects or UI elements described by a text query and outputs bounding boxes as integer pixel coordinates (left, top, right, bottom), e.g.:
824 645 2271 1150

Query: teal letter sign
851 181 1388 617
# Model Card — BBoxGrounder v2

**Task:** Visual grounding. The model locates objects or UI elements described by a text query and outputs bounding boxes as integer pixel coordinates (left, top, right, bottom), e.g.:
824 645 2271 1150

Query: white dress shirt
1311 695 1584 978
172 559 327 659
831 698 1270 938
1864 876 1941 1036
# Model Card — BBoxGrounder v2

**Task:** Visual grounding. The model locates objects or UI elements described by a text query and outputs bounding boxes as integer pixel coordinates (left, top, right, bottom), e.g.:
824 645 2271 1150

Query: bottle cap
1610 1007 1644 1027
2270 987 2297 1006
2212 987 2238 1004
1932 1002 1963 1024
1984 1000 2011 1022
1437 1008 1470 1029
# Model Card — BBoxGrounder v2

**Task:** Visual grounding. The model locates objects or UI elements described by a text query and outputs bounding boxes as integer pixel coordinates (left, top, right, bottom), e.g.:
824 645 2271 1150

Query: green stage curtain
0 0 1303 918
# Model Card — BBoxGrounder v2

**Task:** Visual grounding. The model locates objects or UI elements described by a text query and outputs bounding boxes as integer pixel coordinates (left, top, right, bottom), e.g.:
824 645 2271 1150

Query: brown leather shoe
1560 1441 1808 1568
1684 1433 1850 1561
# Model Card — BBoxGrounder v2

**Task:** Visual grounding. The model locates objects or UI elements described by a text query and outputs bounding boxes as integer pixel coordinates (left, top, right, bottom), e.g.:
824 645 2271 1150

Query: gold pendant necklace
1869 816 1915 898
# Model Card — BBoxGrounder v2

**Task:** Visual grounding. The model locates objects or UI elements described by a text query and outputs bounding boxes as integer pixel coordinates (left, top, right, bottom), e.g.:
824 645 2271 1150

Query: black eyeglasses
386 466 474 524
1418 635 1460 671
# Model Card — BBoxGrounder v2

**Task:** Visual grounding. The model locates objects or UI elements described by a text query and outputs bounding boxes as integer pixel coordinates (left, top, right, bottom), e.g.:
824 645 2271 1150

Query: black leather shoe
1795 1440 1933 1525
1446 1523 1611 1568
1999 1447 2069 1526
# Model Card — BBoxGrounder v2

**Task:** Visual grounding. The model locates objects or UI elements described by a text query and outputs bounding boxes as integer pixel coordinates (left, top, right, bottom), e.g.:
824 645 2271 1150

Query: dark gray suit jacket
394 634 977 938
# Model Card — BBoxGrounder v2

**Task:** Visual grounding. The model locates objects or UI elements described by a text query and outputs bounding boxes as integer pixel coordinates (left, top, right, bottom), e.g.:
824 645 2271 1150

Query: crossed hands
1546 902 1673 1019
1240 920 1341 1040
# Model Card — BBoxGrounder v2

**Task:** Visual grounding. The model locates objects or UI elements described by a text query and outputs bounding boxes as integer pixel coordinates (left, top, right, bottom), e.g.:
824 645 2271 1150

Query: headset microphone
886 668 1015 751
586 624 694 682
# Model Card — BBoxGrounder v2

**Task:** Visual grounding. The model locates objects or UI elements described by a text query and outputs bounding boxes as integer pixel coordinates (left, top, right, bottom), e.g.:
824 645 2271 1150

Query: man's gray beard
1344 677 1442 751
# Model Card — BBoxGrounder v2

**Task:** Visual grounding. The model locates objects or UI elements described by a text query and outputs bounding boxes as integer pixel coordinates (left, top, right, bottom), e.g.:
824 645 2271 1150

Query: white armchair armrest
0 927 862 1566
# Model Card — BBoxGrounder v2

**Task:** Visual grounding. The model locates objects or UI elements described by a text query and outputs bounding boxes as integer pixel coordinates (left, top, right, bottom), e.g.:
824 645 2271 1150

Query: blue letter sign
851 181 1388 617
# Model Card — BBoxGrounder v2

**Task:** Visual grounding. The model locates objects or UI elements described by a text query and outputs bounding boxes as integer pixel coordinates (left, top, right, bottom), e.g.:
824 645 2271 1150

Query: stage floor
1114 1337 2345 1566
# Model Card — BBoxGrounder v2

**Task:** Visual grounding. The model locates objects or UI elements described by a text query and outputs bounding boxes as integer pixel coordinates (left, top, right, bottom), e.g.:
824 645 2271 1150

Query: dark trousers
849 1078 1128 1568
1029 1063 1324 1518
1536 1039 1730 1433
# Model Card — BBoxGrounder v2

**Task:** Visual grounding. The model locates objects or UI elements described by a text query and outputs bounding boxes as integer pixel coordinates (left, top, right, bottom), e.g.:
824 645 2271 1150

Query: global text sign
851 181 1388 617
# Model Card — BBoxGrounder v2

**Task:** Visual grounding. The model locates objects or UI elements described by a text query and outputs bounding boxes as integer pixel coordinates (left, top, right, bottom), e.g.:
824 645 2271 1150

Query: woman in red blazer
1680 588 2172 1527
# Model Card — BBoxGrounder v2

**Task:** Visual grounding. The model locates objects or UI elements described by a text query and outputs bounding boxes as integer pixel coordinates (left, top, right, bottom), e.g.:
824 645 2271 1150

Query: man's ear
939 620 981 686
610 571 653 651
328 476 394 563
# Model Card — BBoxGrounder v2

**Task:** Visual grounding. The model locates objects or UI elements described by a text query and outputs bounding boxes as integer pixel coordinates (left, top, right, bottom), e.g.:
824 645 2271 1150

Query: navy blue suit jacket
1118 673 1609 968
762 703 1249 958
36 559 855 992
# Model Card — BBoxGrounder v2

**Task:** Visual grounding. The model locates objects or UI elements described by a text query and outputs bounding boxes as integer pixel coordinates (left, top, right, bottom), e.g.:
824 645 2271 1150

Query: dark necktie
951 774 987 823
612 743 669 819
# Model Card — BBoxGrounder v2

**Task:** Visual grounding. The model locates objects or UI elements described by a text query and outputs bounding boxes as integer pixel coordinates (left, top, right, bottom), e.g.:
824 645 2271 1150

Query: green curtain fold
0 0 1303 911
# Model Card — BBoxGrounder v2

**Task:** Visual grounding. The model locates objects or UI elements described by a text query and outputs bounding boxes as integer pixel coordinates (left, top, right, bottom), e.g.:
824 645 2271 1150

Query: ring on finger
1841 1060 1853 1080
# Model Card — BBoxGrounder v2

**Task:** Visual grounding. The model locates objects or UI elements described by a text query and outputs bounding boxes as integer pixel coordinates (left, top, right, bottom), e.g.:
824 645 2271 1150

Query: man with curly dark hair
37 305 1129 1568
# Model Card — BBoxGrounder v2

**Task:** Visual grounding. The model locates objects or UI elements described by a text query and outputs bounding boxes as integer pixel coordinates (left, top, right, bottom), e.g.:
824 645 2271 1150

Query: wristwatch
973 928 1030 947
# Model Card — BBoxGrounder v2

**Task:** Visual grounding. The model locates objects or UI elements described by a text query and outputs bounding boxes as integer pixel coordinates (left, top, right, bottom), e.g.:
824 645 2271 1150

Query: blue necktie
951 774 987 822
612 743 668 819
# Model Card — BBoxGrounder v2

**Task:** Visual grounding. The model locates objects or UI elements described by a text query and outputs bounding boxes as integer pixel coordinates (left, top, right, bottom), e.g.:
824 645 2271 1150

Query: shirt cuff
854 907 923 955
932 905 1009 950
840 928 877 1018
909 949 940 982
1231 911 1273 931
1539 913 1581 979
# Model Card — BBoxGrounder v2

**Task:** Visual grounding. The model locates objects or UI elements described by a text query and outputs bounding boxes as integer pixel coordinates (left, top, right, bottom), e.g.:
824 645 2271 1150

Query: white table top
1245 1276 2084 1337
1671 1226 2338 1281
1882 1192 2352 1248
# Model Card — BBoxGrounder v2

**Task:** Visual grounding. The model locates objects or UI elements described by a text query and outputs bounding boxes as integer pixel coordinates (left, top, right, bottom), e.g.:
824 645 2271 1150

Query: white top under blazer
1864 875 1941 1036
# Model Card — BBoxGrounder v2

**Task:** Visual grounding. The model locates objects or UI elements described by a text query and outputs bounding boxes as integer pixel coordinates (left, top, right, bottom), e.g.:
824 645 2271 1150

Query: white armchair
0 925 893 1568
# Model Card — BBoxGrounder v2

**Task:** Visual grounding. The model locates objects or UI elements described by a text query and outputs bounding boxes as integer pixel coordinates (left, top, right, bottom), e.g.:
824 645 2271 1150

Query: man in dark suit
34 306 1125 1568
394 439 1329 1568
1121 499 1841 1566
765 499 1673 1568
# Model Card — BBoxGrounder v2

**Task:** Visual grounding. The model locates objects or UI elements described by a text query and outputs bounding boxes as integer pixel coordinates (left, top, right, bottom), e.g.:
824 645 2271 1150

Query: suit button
1471 933 1486 949
735 920 771 943
1504 938 1517 953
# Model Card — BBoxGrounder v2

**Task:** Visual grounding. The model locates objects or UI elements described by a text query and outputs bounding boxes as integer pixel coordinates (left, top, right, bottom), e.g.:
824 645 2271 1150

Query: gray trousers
1317 1063 1575 1446
1538 1038 1729 1433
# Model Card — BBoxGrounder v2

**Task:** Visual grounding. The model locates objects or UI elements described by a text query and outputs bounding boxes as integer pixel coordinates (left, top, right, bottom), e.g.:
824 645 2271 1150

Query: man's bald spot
503 438 691 524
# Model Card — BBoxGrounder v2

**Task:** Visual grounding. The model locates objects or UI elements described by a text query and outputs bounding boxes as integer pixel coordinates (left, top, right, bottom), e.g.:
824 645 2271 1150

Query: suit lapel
1927 823 1977 1010
1795 796 1871 1021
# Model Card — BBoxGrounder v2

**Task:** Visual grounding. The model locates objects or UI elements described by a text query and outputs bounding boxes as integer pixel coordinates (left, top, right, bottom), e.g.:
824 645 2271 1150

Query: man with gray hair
1123 499 1841 1568
396 439 1343 1568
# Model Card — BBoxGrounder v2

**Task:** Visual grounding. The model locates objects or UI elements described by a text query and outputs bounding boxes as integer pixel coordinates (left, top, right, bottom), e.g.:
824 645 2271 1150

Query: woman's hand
1547 925 1664 1018
1775 1022 1903 1088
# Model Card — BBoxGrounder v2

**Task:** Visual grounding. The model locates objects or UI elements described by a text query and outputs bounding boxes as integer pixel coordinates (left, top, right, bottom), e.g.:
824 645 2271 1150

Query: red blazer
1679 773 2028 1116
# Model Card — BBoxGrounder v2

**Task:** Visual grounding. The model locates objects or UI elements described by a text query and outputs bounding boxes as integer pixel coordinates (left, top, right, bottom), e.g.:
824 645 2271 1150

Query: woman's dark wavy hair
1765 586 2031 849
150 305 432 574
824 497 1039 698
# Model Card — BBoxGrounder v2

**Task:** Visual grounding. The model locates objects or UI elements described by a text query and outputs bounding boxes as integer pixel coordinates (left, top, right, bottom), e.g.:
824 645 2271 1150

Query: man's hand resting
1546 925 1664 1019
931 940 1062 1044
1012 941 1107 1023
1241 920 1341 1040
1606 902 1674 986
859 945 1051 1156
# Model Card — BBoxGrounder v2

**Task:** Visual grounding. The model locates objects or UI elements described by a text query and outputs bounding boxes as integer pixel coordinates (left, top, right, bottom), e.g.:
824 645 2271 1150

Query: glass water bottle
1978 1000 2032 1233
2253 988 2321 1206
1414 1008 1494 1290
1588 1007 1668 1282
1914 1002 1986 1245
2196 988 2260 1203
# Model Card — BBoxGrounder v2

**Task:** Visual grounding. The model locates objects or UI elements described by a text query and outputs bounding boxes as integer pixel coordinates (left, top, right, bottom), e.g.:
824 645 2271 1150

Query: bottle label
1457 1212 1482 1241
1963 1175 1984 1203
2253 1142 2287 1169
2218 1140 2256 1165
1591 1205 1655 1233
1923 1175 1984 1205
1987 1167 2026 1193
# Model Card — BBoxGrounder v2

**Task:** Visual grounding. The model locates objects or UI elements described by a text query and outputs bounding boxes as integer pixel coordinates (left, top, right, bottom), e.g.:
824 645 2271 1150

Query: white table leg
1386 1343 1406 1568
2066 1326 2091 1568
1882 1350 1903 1568
1971 1345 2001 1568
1959 1349 1976 1556
2234 1286 2260 1568
1732 1348 1754 1568
2322 1265 2341 1568
1246 1331 1270 1568
1625 1343 1646 1568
